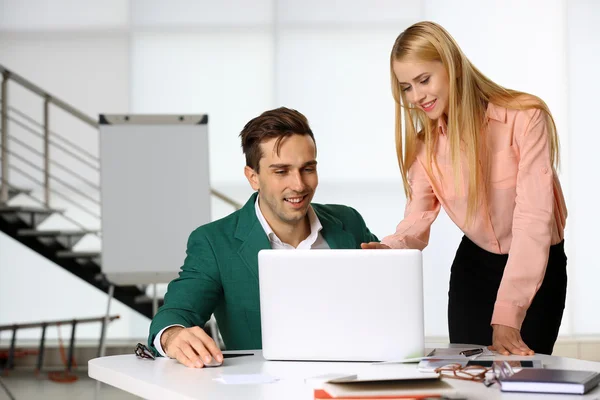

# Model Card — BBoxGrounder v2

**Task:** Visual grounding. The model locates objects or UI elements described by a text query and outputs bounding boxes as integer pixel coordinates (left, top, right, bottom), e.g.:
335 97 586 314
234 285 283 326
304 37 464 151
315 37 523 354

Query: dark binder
500 368 600 394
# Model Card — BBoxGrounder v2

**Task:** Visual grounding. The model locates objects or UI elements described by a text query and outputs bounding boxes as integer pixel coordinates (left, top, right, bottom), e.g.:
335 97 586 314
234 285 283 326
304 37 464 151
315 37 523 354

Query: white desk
89 349 600 400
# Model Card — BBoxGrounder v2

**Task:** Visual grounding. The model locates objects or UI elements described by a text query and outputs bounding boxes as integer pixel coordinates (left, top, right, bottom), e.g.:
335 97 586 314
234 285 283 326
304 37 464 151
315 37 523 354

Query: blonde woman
362 21 567 356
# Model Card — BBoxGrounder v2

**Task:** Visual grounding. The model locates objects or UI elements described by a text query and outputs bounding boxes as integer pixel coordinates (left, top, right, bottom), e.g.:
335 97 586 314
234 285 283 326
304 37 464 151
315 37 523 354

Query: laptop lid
258 249 424 361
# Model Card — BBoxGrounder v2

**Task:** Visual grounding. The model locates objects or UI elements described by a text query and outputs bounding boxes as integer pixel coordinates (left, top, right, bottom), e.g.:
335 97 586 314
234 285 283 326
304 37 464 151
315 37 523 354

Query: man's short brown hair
239 107 316 172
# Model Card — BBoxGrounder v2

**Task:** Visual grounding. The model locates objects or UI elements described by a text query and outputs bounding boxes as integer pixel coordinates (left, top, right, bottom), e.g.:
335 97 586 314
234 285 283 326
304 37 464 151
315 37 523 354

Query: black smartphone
223 353 254 359
204 353 254 367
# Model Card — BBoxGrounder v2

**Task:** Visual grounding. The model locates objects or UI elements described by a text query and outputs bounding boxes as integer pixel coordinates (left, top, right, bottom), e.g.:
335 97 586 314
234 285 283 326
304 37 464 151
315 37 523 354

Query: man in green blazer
148 107 378 368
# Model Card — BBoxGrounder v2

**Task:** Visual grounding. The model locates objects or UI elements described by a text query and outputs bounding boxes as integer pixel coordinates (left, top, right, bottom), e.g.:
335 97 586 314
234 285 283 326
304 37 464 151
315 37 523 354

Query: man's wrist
161 326 184 353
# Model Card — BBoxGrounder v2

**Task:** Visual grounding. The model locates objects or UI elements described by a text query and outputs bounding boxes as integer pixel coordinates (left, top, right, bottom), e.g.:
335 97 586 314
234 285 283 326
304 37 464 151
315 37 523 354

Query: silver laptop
258 249 424 362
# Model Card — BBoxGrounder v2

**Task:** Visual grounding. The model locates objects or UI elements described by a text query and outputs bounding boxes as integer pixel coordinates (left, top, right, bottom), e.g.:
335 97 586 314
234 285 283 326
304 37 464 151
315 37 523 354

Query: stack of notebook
500 369 600 395
310 373 457 399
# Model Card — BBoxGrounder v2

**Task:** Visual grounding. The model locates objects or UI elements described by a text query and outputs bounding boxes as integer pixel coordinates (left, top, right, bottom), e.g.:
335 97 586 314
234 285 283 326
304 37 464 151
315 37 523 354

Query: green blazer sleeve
350 206 379 244
147 228 222 355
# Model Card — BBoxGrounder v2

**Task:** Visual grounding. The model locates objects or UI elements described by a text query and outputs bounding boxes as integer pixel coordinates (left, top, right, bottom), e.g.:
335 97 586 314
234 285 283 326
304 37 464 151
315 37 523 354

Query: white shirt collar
254 194 323 248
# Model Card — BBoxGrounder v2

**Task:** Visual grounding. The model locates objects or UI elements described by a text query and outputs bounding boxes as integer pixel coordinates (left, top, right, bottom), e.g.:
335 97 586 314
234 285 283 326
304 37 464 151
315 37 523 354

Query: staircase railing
0 63 241 231
0 315 120 372
0 63 241 352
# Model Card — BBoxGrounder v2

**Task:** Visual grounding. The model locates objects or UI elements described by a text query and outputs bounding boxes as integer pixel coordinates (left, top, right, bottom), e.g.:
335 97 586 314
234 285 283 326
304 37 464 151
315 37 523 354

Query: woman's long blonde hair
390 21 559 224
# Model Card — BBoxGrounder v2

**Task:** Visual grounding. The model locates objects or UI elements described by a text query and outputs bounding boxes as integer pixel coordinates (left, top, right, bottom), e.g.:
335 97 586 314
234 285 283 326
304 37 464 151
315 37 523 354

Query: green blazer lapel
315 207 356 249
235 192 270 280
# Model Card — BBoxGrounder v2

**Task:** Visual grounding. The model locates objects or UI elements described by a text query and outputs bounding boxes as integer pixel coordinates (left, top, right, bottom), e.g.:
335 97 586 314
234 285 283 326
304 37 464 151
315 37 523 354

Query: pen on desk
459 348 483 357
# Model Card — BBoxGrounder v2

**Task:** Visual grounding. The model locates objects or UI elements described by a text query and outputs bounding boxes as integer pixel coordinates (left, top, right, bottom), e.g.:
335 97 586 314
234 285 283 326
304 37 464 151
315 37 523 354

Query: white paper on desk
329 371 440 383
322 378 456 399
213 374 279 385
373 347 493 365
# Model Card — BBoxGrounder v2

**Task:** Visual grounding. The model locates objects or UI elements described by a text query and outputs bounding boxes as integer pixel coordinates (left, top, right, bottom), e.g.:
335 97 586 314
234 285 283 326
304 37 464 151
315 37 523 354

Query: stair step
0 186 33 199
0 206 64 228
56 250 101 259
17 229 100 249
18 229 99 237
0 206 62 214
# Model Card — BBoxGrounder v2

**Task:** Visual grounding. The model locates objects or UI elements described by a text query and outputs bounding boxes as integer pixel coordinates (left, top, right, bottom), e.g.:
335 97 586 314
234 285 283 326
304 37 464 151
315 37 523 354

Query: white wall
130 30 274 184
566 0 600 335
1 0 599 340
0 0 128 31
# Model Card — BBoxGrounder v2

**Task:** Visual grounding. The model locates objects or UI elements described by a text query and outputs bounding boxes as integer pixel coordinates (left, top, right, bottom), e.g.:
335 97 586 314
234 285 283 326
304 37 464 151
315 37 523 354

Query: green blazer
148 192 378 354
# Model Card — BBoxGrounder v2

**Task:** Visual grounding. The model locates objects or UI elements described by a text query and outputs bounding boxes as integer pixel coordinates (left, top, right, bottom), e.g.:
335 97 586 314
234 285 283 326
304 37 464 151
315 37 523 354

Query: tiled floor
0 371 141 400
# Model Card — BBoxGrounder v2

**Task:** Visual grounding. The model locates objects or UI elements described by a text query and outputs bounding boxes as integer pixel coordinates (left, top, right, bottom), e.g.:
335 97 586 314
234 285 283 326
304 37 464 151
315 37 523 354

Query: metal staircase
0 64 241 319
